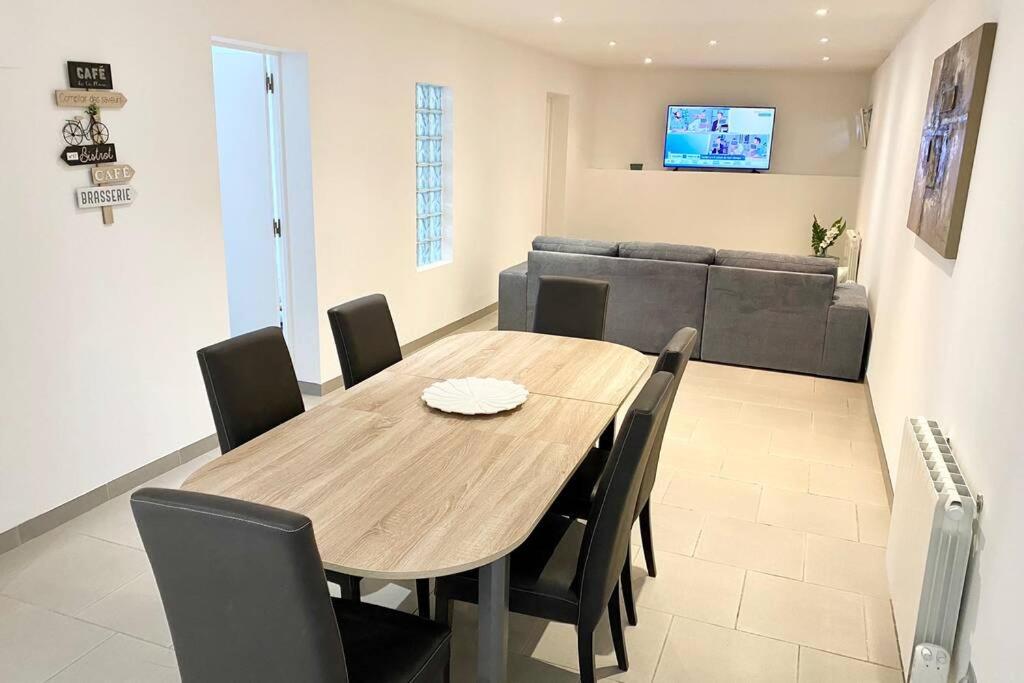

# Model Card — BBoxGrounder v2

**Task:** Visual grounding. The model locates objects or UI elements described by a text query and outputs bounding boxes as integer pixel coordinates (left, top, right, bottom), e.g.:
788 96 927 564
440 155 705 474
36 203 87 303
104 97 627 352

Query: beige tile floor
0 314 903 681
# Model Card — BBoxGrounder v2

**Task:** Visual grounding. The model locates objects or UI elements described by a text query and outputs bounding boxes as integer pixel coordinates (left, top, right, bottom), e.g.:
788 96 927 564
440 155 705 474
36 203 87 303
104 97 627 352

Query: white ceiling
388 0 931 71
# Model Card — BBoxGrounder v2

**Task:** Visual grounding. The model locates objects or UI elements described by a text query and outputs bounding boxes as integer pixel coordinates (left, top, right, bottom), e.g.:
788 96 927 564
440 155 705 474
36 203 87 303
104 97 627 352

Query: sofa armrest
498 261 528 331
821 282 870 380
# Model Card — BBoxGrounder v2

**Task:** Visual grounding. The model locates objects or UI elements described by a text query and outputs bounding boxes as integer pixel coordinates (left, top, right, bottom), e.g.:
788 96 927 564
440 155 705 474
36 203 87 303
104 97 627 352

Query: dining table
182 329 649 682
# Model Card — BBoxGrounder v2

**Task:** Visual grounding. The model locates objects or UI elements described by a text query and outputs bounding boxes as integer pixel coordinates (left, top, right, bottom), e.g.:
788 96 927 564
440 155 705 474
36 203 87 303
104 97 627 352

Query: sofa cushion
715 249 838 279
619 241 716 265
532 235 619 257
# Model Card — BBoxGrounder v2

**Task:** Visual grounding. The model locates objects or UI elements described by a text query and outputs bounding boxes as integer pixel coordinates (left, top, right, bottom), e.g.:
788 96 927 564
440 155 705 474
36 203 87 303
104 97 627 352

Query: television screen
663 105 776 171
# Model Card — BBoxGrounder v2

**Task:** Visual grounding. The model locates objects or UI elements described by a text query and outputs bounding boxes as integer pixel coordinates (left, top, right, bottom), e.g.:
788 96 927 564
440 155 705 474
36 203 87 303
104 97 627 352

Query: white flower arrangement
811 215 848 257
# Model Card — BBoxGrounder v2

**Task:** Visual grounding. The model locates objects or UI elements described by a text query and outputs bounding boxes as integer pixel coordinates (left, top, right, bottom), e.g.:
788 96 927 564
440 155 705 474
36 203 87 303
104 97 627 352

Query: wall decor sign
90 163 135 185
61 144 117 166
66 61 113 89
76 185 136 209
54 90 127 109
56 60 132 225
907 23 997 260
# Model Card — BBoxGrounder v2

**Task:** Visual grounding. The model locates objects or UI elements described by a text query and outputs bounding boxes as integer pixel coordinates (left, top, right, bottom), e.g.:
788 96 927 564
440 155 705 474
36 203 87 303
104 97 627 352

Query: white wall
561 66 870 255
300 1 594 380
589 67 871 177
854 0 1020 678
0 0 592 532
566 169 861 255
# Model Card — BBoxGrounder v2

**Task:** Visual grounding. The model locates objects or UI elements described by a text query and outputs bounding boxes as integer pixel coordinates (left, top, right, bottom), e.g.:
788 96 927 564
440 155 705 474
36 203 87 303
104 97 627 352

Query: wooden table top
182 330 649 578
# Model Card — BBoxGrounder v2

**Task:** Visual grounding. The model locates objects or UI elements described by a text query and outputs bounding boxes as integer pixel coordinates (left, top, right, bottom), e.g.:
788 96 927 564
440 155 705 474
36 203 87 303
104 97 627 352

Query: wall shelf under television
568 168 861 258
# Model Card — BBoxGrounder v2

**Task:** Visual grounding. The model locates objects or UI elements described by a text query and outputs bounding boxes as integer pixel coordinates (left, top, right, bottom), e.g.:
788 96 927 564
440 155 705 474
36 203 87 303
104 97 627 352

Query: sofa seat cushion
532 235 619 257
619 241 716 265
715 249 838 279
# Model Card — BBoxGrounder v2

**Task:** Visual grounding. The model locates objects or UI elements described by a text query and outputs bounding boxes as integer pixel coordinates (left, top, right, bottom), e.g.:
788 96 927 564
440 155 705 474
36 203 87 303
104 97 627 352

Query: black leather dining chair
326 294 431 618
131 487 451 683
196 326 305 454
549 327 697 625
327 293 403 388
532 275 610 342
533 275 614 449
434 371 675 683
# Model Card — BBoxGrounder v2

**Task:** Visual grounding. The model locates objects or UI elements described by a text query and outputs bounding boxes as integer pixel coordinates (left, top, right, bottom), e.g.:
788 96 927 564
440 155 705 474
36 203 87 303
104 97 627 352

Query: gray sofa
498 236 870 380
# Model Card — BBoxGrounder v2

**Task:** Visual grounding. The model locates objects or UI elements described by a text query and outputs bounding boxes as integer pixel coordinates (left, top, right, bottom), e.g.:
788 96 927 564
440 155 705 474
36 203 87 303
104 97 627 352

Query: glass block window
415 83 451 268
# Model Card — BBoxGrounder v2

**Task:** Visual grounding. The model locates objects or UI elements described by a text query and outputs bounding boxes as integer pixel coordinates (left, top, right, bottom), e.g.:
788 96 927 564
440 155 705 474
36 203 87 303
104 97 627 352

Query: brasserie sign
76 185 136 209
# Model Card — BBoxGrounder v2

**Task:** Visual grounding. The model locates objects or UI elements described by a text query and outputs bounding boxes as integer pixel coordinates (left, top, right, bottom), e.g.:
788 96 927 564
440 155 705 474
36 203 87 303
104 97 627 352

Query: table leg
478 555 510 683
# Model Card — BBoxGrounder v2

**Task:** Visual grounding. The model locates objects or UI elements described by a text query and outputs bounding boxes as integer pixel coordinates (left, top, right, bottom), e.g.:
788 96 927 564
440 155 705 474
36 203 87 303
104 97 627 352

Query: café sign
66 61 113 89
90 163 135 185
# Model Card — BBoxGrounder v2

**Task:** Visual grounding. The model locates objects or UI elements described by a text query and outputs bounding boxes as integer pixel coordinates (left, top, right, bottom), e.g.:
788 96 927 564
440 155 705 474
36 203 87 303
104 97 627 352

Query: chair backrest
635 327 698 516
572 371 674 632
327 294 403 388
197 326 305 453
532 275 610 341
131 487 349 682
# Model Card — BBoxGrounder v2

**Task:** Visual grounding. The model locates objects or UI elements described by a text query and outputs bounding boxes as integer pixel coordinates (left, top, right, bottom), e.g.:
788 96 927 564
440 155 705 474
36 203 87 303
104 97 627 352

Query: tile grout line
861 595 873 666
855 504 862 543
801 531 808 581
0 592 135 647
43 629 117 682
636 584 900 671
73 529 142 553
734 570 748 629
648 614 676 682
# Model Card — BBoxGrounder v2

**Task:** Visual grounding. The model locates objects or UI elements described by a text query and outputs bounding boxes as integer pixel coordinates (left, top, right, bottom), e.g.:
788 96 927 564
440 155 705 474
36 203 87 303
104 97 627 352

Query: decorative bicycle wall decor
55 61 135 225
62 104 109 145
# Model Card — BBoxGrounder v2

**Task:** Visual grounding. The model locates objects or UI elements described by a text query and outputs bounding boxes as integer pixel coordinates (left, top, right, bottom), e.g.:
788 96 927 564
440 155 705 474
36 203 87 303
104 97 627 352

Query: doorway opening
542 93 570 235
211 42 320 384
212 45 288 336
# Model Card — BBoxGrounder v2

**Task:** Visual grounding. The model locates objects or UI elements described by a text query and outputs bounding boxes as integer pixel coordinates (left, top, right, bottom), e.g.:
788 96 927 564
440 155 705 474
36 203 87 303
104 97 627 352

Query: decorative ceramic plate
421 378 529 415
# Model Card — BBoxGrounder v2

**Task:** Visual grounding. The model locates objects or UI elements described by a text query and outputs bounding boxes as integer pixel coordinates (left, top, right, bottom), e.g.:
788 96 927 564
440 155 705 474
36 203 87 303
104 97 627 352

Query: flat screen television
663 105 776 171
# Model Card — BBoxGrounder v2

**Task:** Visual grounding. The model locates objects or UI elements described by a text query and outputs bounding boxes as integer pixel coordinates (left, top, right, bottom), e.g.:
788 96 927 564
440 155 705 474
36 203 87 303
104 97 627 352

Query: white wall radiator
845 229 862 282
887 418 976 682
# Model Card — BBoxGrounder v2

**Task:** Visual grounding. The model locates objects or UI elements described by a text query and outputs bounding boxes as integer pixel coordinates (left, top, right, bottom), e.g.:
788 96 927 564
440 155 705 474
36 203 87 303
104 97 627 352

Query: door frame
211 41 295 350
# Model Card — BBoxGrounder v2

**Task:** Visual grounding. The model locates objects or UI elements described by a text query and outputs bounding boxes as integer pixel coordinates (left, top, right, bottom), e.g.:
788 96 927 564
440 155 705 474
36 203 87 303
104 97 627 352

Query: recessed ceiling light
820 37 830 44
822 56 831 62
644 57 653 64
815 8 829 17
552 15 563 24
608 40 617 47
708 40 719 47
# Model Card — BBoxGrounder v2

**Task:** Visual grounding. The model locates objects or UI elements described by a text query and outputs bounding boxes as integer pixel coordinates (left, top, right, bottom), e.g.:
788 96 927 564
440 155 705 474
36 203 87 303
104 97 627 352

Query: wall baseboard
1 433 218 556
300 302 498 397
863 375 894 507
0 302 498 555
298 377 342 397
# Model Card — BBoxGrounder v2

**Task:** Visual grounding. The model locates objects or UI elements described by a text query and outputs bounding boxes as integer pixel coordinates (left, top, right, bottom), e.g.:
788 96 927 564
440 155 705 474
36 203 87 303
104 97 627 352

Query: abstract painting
907 23 997 259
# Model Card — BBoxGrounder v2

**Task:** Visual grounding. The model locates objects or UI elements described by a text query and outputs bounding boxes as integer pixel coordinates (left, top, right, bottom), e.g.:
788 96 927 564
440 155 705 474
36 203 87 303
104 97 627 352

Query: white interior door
212 46 283 336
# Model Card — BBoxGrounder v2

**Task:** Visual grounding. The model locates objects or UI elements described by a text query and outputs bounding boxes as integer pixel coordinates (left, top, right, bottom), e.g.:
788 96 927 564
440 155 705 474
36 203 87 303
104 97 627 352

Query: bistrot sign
76 185 136 209
61 144 117 166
